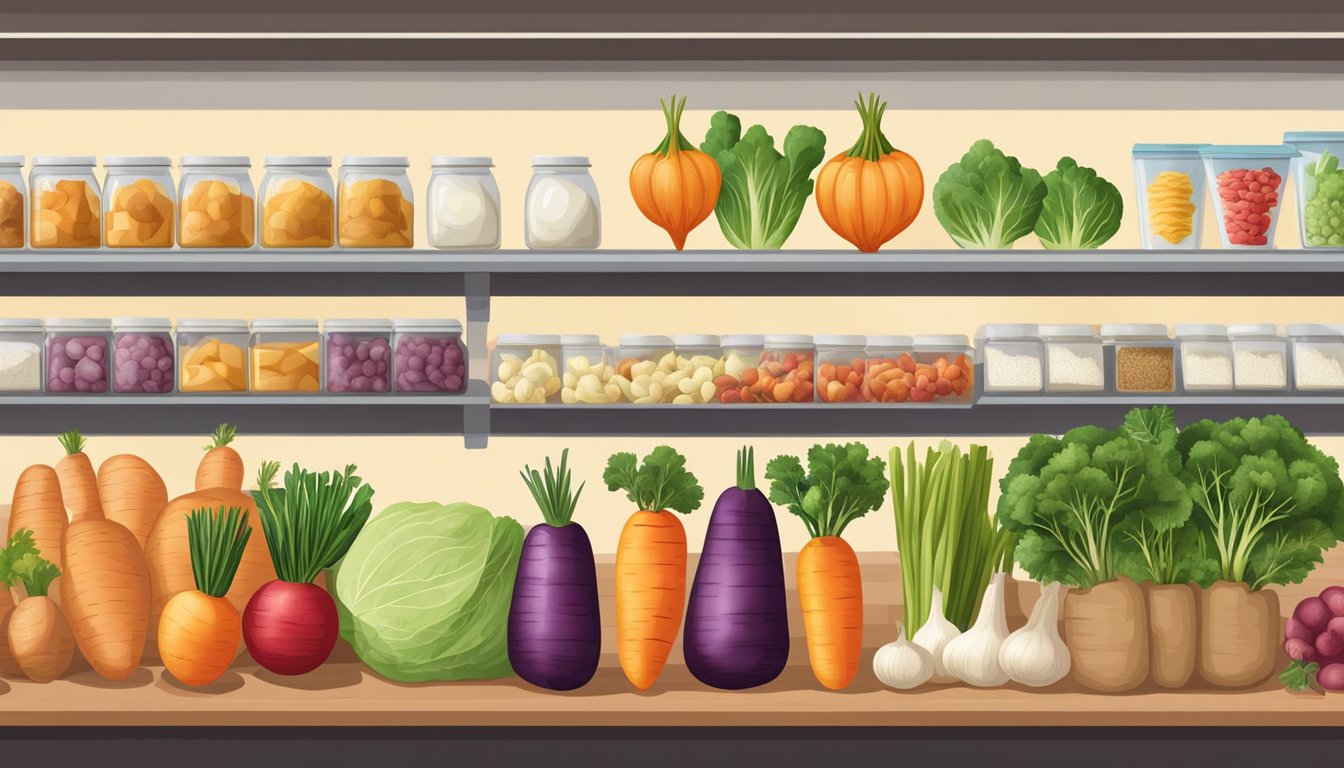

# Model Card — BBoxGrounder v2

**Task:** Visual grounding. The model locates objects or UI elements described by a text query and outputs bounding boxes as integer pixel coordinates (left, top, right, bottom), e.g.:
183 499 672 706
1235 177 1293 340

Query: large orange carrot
97 455 167 549
55 430 102 522
796 536 864 689
8 465 66 605
196 423 244 491
603 447 704 690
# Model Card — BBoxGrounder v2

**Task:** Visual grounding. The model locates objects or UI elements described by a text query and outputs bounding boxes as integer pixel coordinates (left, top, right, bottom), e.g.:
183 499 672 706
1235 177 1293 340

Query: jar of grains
979 324 1044 394
0 319 44 393
1102 324 1176 394
1289 324 1344 391
1228 323 1288 392
1039 324 1104 393
1176 324 1234 393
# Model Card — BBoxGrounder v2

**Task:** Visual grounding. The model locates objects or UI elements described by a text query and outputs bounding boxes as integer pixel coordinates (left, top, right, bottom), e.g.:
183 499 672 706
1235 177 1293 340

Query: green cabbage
1033 157 1123 250
933 139 1045 249
333 501 522 682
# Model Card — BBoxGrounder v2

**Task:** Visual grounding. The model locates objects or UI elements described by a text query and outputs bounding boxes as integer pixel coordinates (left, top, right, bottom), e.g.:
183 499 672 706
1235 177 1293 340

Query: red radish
1285 638 1316 663
1329 616 1344 641
1319 663 1344 692
1321 586 1344 617
1317 630 1342 659
1295 596 1330 632
243 581 338 675
1285 616 1314 642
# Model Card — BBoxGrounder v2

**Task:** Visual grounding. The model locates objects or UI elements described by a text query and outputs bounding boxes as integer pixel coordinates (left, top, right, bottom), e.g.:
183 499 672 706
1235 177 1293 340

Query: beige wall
1 108 1340 553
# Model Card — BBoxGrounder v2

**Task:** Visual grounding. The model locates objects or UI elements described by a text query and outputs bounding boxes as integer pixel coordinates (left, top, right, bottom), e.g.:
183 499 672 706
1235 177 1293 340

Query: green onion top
186 505 253 598
253 463 375 584
520 448 584 527
736 446 757 491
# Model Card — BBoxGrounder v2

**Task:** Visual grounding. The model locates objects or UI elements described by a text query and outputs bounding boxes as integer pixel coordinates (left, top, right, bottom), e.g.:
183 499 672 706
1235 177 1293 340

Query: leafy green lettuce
334 501 522 682
700 112 827 250
1033 157 1123 250
933 139 1046 249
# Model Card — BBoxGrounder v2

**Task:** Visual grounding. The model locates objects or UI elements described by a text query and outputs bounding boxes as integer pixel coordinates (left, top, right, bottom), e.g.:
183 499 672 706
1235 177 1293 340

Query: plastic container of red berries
1200 145 1298 249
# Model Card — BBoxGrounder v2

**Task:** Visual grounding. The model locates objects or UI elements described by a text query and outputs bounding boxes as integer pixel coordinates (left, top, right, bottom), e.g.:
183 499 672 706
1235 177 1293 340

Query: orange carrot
55 430 102 522
8 464 66 605
196 423 244 492
97 455 167 549
796 536 864 689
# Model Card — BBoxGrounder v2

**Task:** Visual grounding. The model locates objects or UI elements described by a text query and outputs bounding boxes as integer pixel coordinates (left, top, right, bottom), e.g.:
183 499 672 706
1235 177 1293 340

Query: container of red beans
325 319 392 394
112 317 174 394
392 318 467 394
1200 145 1297 249
45 318 111 394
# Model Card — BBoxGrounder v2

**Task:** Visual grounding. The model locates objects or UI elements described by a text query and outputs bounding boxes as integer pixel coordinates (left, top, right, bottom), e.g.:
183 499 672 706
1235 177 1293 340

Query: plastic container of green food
1284 132 1344 249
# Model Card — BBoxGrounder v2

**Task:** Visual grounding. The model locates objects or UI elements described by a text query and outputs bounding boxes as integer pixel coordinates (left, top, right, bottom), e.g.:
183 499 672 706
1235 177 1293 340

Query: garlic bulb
998 581 1070 687
941 572 1010 687
873 622 933 690
911 586 961 683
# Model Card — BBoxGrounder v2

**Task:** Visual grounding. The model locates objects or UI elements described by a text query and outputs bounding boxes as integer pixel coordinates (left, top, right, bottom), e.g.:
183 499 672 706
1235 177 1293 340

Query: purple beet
507 450 600 691
1320 585 1344 617
683 447 789 690
1295 596 1331 632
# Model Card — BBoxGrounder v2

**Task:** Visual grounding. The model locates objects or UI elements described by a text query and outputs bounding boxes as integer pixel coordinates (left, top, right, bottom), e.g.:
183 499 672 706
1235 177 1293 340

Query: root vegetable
197 423 244 491
7 596 74 683
8 464 66 605
629 95 722 250
97 454 167 548
1063 577 1149 693
1199 580 1279 688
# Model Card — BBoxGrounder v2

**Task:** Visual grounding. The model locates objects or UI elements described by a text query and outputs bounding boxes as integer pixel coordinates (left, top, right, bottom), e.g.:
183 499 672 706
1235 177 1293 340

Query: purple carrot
508 449 601 691
684 446 789 689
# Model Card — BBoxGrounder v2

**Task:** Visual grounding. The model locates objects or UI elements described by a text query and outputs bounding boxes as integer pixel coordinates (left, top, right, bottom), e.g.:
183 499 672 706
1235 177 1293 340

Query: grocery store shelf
5 249 1344 296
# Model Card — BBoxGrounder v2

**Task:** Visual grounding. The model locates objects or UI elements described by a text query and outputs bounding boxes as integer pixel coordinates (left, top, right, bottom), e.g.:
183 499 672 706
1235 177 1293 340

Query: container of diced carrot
863 334 972 404
747 335 814 404
815 335 867 403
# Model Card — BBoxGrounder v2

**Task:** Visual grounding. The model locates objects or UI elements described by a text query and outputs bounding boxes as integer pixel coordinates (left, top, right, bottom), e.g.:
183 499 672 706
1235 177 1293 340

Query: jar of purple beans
45 318 111 394
325 319 393 394
392 319 468 394
112 318 175 394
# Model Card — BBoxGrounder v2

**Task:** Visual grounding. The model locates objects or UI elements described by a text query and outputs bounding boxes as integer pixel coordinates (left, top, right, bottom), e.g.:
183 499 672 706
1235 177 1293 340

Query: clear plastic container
672 334 725 405
260 156 334 248
1175 323 1233 393
325 319 392 394
525 155 601 249
979 324 1044 394
178 318 248 393
815 335 867 403
178 156 255 248
45 318 110 394
1039 324 1104 394
561 334 616 405
30 156 101 249
1103 323 1176 394
428 156 501 250
338 156 413 248
102 156 175 248
1284 132 1344 249
612 335 676 404
755 335 815 404
250 319 321 393
862 335 915 403
718 334 765 405
1228 323 1288 392
0 319 43 393
1132 144 1208 250
393 319 468 394
1289 323 1344 391
112 317 174 394
491 334 561 404
1200 145 1297 249
0 156 26 249
910 335 974 404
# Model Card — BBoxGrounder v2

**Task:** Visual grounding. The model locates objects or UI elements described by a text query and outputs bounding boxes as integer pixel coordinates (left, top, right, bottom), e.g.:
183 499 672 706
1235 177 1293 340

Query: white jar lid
764 334 813 346
0 155 22 167
397 318 464 333
1174 323 1227 337
112 317 172 332
265 155 332 167
1100 323 1169 338
342 156 409 168
814 334 867 347
674 334 721 347
720 334 765 347
983 323 1038 339
0 318 42 330
532 155 591 167
866 334 914 348
105 156 171 168
619 334 674 347
33 156 95 167
1038 324 1096 338
914 334 969 347
496 333 559 345
45 318 111 331
178 318 248 333
432 156 493 168
1228 323 1278 337
252 318 319 332
561 334 602 346
1287 323 1344 337
326 318 393 332
181 155 251 167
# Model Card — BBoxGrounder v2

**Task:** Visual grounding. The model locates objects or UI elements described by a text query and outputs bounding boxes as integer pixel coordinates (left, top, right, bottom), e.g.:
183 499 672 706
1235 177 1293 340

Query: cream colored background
1 108 1340 553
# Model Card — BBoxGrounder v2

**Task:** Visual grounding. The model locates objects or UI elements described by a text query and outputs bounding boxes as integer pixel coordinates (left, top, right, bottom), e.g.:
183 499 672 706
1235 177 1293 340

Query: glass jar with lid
1284 132 1344 249
103 157 175 248
1040 324 1104 394
178 319 248 392
1175 324 1232 393
325 319 392 394
30 156 101 249
491 334 561 404
910 335 974 404
525 155 601 249
815 335 867 403
260 156 334 248
756 335 815 404
1228 323 1288 392
178 156 255 248
978 324 1043 394
0 319 44 393
612 335 676 403
338 156 413 248
718 334 764 404
428 156 501 250
863 335 915 403
1131 144 1208 250
250 319 321 393
393 319 467 394
112 317 174 394
672 334 725 405
1289 324 1344 391
1102 323 1176 394
0 156 25 248
45 318 110 394
561 333 616 405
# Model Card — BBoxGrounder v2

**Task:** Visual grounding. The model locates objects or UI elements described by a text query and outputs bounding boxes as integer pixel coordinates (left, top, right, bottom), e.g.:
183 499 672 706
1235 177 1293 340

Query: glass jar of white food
428 156 500 250
525 155 601 249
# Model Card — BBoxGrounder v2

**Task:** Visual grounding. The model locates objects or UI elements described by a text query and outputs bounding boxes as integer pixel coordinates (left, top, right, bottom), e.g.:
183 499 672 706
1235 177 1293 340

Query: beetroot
243 581 340 675
1329 616 1344 641
1319 663 1344 692
1321 586 1344 617
1295 596 1331 632
1285 616 1314 642
1285 637 1316 663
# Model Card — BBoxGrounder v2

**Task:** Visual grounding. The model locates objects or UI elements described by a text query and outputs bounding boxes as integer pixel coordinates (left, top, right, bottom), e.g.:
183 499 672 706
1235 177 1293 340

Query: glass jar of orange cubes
250 319 321 393
260 156 335 248
178 319 248 393
30 156 101 248
815 335 866 403
178 156 256 248
103 156 175 248
751 335 814 404
338 157 413 248
0 156 25 248
864 335 972 404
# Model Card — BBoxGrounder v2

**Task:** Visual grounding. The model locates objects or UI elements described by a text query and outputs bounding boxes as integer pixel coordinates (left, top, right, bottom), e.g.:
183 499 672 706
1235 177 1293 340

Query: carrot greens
765 442 887 539
253 463 375 584
186 506 253 598
603 446 704 514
